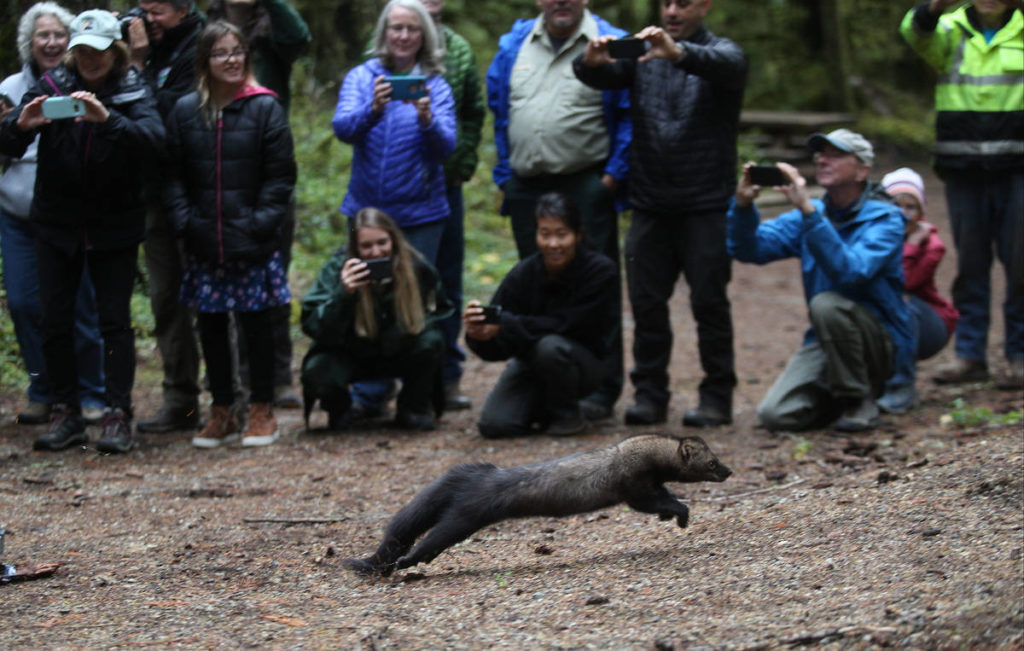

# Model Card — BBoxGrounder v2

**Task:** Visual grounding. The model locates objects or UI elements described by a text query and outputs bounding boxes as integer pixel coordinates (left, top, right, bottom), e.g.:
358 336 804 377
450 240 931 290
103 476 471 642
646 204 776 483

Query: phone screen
748 165 788 187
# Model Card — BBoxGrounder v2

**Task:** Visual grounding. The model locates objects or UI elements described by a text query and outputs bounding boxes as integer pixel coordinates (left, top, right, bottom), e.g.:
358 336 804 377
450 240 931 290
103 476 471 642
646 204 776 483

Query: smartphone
480 305 503 324
607 37 647 59
364 257 392 282
748 164 788 187
385 75 427 101
41 96 85 120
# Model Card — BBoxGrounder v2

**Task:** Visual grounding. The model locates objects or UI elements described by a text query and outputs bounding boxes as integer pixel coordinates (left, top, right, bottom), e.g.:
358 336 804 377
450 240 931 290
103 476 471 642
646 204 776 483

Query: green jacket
440 25 485 186
301 250 453 360
900 4 1024 171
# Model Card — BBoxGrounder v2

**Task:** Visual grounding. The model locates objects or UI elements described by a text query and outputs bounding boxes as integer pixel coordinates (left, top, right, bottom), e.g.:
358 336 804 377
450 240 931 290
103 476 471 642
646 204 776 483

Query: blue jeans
349 216 445 409
944 171 1024 362
0 211 104 407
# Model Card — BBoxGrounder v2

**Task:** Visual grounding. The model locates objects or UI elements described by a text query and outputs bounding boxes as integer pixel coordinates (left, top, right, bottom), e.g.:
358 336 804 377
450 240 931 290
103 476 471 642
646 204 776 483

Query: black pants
503 168 623 406
198 310 274 406
477 334 604 438
625 209 736 410
36 239 137 413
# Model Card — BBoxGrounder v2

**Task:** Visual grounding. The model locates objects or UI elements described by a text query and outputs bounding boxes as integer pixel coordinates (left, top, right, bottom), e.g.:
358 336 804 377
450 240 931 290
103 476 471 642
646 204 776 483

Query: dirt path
1 158 1021 648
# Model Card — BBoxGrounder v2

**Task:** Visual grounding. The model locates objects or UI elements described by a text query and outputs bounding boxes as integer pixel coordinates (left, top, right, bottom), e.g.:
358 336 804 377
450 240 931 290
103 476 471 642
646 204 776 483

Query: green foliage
945 398 1023 429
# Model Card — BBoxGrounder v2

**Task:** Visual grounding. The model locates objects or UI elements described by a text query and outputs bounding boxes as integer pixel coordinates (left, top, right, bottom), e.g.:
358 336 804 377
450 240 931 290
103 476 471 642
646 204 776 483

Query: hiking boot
137 403 199 433
273 385 303 409
682 404 732 428
832 397 880 433
997 358 1023 391
876 383 919 415
579 398 613 421
394 411 436 431
97 409 134 454
192 405 241 449
16 401 51 425
546 409 585 436
241 403 279 447
624 400 667 426
33 405 86 451
933 358 989 385
444 381 472 411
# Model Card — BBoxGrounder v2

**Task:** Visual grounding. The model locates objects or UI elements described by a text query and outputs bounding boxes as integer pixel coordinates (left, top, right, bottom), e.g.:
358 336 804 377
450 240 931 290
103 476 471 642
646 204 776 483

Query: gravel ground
1 161 1021 649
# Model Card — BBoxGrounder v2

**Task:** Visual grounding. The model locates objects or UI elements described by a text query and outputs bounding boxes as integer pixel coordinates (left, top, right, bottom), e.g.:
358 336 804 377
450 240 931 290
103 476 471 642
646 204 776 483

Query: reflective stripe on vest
934 140 1024 156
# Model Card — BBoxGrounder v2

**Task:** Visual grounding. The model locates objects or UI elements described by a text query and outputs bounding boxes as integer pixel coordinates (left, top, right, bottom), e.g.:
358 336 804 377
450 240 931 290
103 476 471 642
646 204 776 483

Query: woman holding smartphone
164 21 296 449
300 208 452 431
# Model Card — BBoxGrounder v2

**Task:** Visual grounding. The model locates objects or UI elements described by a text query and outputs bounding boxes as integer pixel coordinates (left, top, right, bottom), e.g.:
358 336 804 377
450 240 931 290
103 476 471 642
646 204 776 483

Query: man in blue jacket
728 130 913 432
486 0 631 420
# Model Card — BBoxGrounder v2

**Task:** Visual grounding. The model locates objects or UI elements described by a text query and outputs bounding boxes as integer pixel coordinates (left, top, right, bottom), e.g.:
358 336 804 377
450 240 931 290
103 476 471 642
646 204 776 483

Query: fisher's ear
677 439 692 464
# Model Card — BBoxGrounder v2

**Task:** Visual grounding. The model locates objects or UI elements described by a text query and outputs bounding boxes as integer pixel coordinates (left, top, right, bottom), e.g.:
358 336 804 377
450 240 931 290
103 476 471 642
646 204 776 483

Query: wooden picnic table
740 109 857 164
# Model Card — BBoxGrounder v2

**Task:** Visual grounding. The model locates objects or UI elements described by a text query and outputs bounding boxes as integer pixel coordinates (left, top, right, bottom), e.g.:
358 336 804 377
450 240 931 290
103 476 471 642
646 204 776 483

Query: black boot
33 405 87 451
97 408 134 454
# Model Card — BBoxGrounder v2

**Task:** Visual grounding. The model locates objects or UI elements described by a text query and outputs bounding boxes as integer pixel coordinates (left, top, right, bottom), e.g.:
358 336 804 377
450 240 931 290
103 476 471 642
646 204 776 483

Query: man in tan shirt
486 0 632 421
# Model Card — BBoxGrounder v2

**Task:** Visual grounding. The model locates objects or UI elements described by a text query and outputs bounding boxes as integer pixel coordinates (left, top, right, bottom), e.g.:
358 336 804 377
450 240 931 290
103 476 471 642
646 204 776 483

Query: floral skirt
180 250 291 313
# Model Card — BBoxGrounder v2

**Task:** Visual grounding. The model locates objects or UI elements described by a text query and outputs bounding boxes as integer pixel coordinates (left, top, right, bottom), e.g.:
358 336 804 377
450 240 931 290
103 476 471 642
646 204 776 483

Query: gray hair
368 0 445 76
17 2 75 66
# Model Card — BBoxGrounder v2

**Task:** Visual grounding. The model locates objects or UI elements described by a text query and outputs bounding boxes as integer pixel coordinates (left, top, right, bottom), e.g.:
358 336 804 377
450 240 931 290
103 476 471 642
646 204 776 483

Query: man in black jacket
126 0 206 433
574 0 747 428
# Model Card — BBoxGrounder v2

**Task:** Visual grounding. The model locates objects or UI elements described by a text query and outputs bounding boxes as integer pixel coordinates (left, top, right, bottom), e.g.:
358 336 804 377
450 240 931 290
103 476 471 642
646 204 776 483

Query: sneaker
996 358 1023 391
624 400 667 426
832 397 880 433
579 399 613 421
137 404 199 433
349 401 384 421
933 358 989 385
273 385 302 409
81 404 106 425
33 405 87 451
546 410 585 436
241 403 279 447
96 408 134 454
394 411 436 431
682 404 732 428
444 381 472 411
16 401 51 425
192 405 241 448
876 384 919 415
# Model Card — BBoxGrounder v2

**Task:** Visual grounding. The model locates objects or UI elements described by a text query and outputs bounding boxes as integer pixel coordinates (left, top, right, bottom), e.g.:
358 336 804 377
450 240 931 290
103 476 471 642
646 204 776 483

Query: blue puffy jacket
727 192 914 384
486 13 631 193
332 58 456 228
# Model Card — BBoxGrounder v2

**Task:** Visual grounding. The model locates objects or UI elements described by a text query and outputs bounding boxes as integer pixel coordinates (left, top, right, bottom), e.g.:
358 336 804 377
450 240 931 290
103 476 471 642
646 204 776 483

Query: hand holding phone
480 305 503 324
385 75 427 101
41 96 86 120
748 164 789 187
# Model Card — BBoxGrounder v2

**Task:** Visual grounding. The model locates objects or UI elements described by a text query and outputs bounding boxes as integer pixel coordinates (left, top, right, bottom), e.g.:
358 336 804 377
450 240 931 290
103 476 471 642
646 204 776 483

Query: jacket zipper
216 110 224 264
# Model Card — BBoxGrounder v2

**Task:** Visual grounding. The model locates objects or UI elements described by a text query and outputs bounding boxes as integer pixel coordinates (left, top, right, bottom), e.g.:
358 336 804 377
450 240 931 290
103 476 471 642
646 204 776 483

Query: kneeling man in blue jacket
727 129 912 432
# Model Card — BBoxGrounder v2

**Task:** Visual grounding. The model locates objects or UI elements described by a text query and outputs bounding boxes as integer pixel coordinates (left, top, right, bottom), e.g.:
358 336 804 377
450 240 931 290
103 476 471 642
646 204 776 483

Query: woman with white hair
0 2 106 427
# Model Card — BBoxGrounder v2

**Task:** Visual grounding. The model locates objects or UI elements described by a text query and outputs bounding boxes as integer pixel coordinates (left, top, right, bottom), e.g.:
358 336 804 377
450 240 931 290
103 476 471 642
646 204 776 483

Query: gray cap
68 9 120 51
807 128 874 165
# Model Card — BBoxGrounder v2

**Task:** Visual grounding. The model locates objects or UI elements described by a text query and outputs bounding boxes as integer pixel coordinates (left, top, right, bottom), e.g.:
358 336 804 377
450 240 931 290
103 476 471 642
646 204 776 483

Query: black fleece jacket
574 25 747 217
466 247 618 361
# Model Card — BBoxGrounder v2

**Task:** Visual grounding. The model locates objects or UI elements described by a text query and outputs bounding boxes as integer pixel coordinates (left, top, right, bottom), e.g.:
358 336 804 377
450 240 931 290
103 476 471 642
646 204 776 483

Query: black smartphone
480 305 503 324
748 164 788 187
607 37 647 59
385 75 427 101
364 257 392 282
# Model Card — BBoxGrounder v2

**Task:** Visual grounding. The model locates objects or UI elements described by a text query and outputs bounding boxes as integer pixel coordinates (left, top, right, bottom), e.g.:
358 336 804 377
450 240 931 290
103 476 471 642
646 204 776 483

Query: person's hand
15 96 49 132
414 95 432 127
906 220 930 247
775 162 814 214
928 0 960 13
371 75 391 115
340 257 371 294
0 99 14 122
128 17 149 68
583 35 615 67
636 25 683 63
600 173 617 193
735 161 762 207
463 300 499 341
72 91 109 123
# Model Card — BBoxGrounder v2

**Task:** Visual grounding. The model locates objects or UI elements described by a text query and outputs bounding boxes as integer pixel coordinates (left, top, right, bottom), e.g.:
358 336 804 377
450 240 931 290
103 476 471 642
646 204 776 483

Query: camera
119 6 149 42
41 96 85 120
480 305 502 324
364 257 392 283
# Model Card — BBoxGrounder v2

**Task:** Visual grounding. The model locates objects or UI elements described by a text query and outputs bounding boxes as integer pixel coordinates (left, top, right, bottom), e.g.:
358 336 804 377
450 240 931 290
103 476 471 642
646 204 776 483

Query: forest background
0 0 944 389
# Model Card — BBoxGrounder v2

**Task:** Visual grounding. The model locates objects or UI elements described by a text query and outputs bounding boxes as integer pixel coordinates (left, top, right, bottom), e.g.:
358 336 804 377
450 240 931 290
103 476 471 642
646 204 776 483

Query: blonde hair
348 208 428 339
367 0 445 76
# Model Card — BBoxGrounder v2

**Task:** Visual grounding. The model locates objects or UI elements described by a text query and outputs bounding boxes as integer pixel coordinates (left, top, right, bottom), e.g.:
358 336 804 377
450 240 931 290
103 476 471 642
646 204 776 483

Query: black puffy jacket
0 65 164 253
574 26 747 217
164 87 296 263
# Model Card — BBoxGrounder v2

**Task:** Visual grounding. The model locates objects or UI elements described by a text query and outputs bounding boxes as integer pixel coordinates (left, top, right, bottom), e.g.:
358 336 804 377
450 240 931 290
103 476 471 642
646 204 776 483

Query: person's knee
808 291 852 330
532 335 572 370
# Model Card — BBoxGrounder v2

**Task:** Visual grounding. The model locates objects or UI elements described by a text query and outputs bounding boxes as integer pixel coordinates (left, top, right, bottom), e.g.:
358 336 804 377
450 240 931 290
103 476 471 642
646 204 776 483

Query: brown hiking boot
242 403 279 447
933 358 989 385
191 405 240 449
997 358 1024 391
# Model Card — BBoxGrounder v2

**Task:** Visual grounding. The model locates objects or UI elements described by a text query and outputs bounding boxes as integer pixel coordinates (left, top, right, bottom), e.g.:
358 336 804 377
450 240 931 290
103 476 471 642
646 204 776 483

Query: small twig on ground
242 517 349 524
704 478 807 502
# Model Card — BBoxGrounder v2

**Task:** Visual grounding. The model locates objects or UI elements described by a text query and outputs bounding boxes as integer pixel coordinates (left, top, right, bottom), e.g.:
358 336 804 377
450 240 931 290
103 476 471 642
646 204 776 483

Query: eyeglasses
210 48 247 62
34 30 69 43
386 24 422 35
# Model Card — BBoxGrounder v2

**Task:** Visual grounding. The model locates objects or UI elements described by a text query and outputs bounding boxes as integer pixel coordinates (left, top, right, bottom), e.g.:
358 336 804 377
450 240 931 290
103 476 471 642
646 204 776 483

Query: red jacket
903 221 959 335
